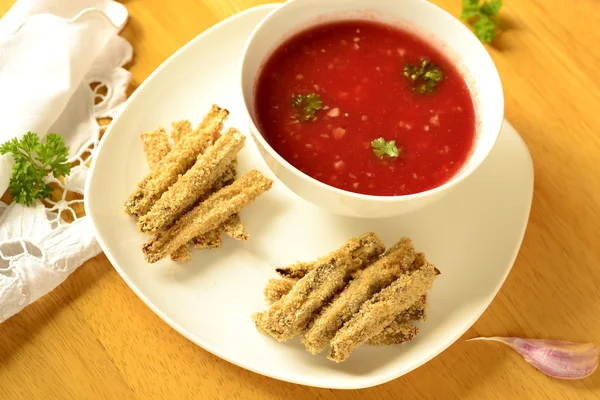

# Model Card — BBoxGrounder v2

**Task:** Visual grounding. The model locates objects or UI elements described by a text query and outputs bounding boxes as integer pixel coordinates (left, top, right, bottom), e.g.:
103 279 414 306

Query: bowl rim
239 0 504 203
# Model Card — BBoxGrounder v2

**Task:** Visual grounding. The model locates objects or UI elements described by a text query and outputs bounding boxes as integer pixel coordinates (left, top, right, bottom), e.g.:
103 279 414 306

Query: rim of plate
85 4 534 389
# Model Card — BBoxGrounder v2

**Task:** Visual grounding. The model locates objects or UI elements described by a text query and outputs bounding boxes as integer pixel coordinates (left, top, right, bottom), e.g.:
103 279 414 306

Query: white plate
85 4 534 389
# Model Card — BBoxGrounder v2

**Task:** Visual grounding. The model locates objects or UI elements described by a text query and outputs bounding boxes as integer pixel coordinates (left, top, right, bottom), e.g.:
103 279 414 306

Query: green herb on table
461 0 505 43
403 59 444 95
0 132 71 206
291 93 323 121
371 137 400 159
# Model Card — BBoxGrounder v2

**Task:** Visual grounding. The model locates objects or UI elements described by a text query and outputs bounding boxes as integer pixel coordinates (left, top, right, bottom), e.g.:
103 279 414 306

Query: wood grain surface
1 0 600 399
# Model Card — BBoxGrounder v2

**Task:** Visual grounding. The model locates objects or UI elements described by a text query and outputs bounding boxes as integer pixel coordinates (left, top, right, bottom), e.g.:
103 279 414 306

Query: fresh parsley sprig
371 137 400 159
461 0 505 43
0 132 71 205
403 59 444 95
291 93 323 121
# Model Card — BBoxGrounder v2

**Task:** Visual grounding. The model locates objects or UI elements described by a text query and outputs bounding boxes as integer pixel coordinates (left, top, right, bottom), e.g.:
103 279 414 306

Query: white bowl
240 0 504 218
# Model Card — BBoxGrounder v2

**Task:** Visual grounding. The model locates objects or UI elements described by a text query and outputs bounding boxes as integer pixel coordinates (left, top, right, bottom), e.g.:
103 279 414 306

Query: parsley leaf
473 15 497 44
371 137 400 159
291 93 323 121
480 0 502 16
0 132 71 205
461 0 480 19
403 59 444 94
460 0 504 43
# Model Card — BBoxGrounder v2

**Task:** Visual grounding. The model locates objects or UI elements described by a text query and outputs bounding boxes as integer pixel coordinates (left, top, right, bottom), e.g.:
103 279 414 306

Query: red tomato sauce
255 20 476 196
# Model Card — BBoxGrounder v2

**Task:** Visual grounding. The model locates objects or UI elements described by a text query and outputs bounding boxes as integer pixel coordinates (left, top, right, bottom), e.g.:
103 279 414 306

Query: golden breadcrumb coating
138 128 245 233
302 237 416 354
141 127 170 167
252 233 385 341
125 105 228 217
171 120 192 143
141 170 272 263
328 262 437 363
367 322 418 346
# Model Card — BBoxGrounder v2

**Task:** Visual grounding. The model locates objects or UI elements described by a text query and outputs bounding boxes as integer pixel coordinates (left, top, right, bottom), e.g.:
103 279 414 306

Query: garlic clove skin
468 336 598 380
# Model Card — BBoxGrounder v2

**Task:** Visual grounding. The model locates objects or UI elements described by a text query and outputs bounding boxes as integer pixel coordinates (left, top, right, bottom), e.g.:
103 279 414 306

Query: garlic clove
468 336 598 380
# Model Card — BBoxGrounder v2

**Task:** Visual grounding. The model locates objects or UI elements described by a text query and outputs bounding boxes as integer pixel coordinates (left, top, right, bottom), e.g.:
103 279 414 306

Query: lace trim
0 39 132 323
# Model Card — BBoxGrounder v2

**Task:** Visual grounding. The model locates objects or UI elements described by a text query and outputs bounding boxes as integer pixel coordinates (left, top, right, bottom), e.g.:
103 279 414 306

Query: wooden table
1 0 599 398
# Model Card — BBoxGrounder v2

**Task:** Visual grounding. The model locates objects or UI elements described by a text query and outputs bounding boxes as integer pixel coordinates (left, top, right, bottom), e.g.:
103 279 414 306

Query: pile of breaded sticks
124 105 273 263
253 233 440 363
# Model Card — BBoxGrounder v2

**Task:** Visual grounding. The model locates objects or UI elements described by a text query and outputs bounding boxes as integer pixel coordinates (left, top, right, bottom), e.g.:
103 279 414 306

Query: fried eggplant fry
301 237 416 354
367 322 418 346
125 105 228 217
252 233 385 342
141 127 170 166
171 120 192 143
141 125 193 260
328 262 438 363
263 278 427 320
397 295 427 323
275 261 314 279
222 213 249 241
170 245 192 262
264 278 297 303
139 128 246 233
176 160 248 255
212 160 237 190
205 161 247 241
142 170 273 263
274 237 391 280
192 228 223 249
190 160 242 248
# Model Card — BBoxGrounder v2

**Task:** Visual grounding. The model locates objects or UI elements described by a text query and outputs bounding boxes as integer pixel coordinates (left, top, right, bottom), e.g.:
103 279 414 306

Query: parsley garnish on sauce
291 93 323 121
371 137 400 159
403 59 444 95
461 0 504 43
0 132 71 205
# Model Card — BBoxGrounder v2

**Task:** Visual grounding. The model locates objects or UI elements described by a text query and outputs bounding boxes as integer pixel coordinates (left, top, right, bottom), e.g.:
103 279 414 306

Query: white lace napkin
0 0 132 323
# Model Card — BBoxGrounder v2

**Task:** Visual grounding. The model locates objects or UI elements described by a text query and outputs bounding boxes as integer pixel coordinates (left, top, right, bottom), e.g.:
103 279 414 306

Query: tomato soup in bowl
240 0 503 217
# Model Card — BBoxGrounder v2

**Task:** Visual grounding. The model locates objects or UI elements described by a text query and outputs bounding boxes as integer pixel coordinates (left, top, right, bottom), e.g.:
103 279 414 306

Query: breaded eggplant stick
397 295 427 323
254 253 353 341
140 126 193 261
367 323 418 346
141 127 170 166
173 148 247 251
252 233 385 342
302 238 416 354
274 238 390 280
190 161 239 248
139 117 243 260
222 214 249 241
170 122 231 260
192 229 222 249
212 160 237 190
264 278 297 303
267 256 429 312
125 105 228 217
142 170 273 263
171 120 192 143
139 128 246 233
208 161 248 241
329 262 438 363
263 281 427 320
275 262 314 279
269 260 425 306
170 245 192 262
262 279 425 346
